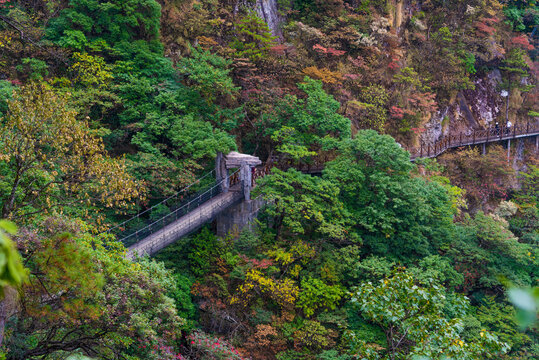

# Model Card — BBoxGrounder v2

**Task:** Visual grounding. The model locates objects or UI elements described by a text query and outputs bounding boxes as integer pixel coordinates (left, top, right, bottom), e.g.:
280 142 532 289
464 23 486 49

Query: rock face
236 0 282 37
255 0 282 37
421 107 449 145
462 70 503 128
420 70 505 145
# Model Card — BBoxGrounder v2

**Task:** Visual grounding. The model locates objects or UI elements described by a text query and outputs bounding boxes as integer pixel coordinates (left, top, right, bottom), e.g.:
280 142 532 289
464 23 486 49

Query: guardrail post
460 132 462 145
427 143 431 157
420 143 423 158
472 130 475 145
526 120 529 134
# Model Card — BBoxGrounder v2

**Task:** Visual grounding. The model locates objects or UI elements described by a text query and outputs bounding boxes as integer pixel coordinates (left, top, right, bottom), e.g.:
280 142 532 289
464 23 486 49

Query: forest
0 0 538 359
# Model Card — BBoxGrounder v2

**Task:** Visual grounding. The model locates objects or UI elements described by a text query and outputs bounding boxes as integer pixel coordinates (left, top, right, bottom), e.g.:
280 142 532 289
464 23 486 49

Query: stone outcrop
236 0 283 37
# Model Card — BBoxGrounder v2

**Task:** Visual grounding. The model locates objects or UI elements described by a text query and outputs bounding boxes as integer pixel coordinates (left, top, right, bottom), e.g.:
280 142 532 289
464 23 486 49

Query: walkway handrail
410 120 539 160
128 190 244 257
103 169 216 236
118 168 240 246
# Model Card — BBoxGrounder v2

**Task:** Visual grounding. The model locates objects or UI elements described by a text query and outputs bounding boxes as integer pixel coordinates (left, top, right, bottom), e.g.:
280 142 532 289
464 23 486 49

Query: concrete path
127 190 243 258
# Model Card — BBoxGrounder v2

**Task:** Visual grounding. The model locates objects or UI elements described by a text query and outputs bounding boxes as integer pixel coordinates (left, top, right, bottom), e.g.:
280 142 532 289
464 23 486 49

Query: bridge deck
121 124 538 257
128 188 243 257
410 130 539 160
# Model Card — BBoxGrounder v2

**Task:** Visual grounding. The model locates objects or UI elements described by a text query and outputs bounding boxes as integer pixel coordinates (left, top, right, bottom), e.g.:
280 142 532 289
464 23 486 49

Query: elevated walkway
106 122 538 257
104 152 262 257
409 121 539 160
128 186 243 257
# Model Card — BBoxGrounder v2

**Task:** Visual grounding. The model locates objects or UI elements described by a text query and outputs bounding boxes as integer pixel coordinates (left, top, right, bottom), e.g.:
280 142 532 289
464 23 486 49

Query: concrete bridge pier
216 197 264 238
216 152 229 193
215 151 263 237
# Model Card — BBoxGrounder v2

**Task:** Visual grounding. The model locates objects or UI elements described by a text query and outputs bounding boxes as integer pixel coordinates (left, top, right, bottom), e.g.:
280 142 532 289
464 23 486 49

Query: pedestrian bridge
104 152 265 257
104 121 539 257
409 120 539 160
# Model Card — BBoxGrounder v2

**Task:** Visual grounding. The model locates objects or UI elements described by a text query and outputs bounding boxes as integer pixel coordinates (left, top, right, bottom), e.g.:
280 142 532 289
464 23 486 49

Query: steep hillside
0 1 538 359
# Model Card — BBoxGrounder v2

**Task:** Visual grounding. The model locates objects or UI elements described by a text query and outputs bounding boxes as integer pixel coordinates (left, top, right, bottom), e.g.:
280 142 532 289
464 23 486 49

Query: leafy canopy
0 83 141 221
323 130 454 260
349 270 509 360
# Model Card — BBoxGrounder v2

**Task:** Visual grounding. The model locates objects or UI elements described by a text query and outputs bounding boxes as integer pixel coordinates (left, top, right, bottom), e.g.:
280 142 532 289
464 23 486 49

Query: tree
178 46 239 105
323 130 454 260
254 168 351 241
351 84 389 132
130 105 236 198
0 81 13 117
46 0 162 52
6 218 184 359
0 221 25 298
474 296 535 358
260 77 351 162
297 277 344 317
503 1 539 33
510 165 539 245
349 270 509 360
448 211 536 292
439 146 515 210
229 12 276 61
0 83 141 220
499 48 532 122
0 220 27 345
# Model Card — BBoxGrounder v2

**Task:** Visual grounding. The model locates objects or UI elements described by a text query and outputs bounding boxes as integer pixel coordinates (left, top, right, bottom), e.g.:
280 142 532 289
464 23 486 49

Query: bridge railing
410 120 539 160
103 170 217 241
128 190 244 256
118 169 241 246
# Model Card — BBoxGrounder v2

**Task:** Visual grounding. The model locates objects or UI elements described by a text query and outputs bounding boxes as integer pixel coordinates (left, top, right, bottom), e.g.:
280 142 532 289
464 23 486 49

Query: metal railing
128 190 244 257
104 169 217 240
410 120 539 160
119 169 240 247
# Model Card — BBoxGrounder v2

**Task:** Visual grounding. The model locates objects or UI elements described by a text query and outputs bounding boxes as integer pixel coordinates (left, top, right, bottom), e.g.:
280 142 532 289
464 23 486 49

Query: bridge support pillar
216 197 264 238
216 152 229 193
240 162 252 201
482 143 486 155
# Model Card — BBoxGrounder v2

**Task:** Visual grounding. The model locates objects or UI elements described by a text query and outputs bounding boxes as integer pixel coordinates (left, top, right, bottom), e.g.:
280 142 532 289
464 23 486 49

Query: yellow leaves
302 66 343 85
0 83 143 218
266 241 316 267
70 52 113 88
232 270 299 309
0 32 12 49
290 264 302 278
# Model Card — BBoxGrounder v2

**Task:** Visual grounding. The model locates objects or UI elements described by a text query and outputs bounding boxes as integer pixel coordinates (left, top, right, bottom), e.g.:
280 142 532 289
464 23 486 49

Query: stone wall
216 197 265 237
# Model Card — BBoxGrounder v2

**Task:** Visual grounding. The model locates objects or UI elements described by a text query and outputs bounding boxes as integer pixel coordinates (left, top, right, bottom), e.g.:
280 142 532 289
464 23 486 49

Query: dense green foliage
0 221 26 298
0 0 537 359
